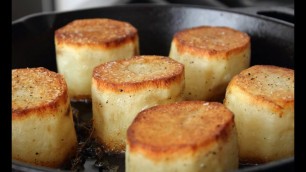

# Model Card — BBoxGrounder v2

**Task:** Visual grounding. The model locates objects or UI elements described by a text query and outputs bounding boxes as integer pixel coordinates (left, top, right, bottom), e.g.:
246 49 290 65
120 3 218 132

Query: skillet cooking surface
12 4 294 172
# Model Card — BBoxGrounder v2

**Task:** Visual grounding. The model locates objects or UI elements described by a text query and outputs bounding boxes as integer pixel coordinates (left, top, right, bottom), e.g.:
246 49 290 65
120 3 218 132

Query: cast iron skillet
12 4 294 172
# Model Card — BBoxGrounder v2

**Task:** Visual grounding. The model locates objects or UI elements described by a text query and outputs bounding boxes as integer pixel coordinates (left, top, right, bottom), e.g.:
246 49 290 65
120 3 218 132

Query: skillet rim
12 4 294 27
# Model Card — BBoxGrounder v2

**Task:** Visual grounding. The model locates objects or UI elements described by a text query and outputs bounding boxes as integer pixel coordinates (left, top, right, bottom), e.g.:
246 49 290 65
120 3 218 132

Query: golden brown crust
127 101 234 160
228 65 294 116
173 26 250 58
12 67 68 120
92 55 184 92
55 18 138 49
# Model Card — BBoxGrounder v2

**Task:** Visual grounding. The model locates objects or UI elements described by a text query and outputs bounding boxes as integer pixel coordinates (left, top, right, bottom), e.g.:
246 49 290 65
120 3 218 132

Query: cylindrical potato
12 67 77 168
55 18 139 101
224 65 294 163
169 26 250 101
92 55 185 153
126 101 238 172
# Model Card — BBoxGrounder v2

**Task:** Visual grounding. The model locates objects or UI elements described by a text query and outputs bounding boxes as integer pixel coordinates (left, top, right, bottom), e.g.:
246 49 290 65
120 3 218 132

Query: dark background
12 0 294 21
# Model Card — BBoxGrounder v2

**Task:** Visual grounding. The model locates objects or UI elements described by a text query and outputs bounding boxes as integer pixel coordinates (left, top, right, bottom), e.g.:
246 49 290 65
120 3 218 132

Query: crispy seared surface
127 101 234 159
55 18 138 48
12 67 68 119
173 26 250 57
228 65 294 114
92 55 184 92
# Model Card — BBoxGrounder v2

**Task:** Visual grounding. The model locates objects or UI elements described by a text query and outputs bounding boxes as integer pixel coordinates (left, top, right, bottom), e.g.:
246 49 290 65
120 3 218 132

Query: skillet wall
12 5 294 71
